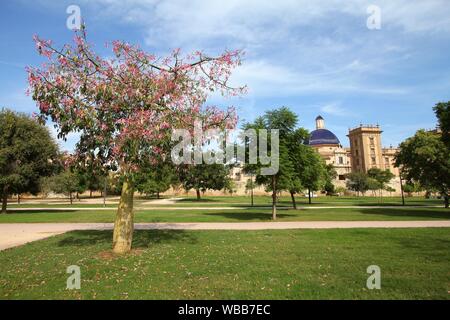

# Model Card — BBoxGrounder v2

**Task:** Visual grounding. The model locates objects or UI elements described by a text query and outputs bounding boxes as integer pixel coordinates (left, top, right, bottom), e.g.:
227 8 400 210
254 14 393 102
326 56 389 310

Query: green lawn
1 228 449 299
146 195 444 207
6 196 444 209
0 207 449 223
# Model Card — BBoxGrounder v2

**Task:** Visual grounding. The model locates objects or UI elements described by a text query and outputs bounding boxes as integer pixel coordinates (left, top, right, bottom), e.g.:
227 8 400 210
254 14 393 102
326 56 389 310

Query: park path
1 221 450 251
5 205 442 211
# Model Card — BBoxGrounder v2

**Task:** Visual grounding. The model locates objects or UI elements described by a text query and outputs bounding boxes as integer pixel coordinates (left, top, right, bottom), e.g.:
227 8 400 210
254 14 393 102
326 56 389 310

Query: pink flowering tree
27 26 245 253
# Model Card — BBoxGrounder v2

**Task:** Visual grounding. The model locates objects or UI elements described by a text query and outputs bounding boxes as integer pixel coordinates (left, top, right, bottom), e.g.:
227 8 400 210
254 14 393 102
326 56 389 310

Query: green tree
285 128 309 209
395 129 450 208
433 101 450 148
335 186 347 196
0 109 59 213
135 163 177 199
346 172 370 196
223 178 237 195
47 170 80 204
386 186 396 196
367 177 381 196
245 177 255 206
367 168 395 201
180 164 231 200
298 149 326 204
323 164 337 195
243 107 297 218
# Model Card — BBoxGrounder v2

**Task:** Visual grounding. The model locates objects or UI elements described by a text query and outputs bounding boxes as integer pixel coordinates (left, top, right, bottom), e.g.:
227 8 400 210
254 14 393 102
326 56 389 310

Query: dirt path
1 221 450 251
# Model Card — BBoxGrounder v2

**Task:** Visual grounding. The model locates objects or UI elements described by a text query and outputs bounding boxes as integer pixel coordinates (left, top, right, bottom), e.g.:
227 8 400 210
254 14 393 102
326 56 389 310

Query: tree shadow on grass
358 207 450 220
57 229 197 248
4 209 79 215
178 198 220 203
203 210 298 221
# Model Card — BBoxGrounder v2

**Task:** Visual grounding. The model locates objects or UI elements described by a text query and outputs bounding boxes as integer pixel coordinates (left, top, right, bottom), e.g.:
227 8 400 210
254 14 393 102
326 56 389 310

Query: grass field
0 207 449 223
1 228 449 299
6 196 444 208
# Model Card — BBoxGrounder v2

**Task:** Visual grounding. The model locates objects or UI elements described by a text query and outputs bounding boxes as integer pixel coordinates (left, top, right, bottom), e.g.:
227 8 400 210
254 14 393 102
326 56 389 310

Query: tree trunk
69 192 73 205
113 175 134 254
443 192 449 209
157 192 160 199
196 189 201 201
308 188 312 204
90 190 93 198
290 191 297 210
17 194 20 204
1 186 8 214
399 175 405 206
103 179 107 208
250 173 254 207
271 176 277 220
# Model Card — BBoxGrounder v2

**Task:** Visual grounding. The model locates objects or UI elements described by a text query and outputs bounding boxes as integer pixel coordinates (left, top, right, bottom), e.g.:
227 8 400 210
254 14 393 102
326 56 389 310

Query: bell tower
347 124 383 173
315 115 325 129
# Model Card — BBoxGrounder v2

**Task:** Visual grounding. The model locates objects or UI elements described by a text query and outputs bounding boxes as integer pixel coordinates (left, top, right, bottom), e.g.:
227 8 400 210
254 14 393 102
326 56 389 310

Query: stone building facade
310 116 401 194
174 115 402 197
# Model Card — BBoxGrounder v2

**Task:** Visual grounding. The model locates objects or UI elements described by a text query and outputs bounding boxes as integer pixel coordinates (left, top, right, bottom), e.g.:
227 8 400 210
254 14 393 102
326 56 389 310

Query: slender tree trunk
443 192 449 209
271 176 277 220
308 188 312 204
90 190 93 198
196 189 201 201
103 178 107 208
69 192 73 205
1 186 8 214
113 175 134 254
17 194 20 204
290 191 297 210
157 192 160 199
250 175 254 207
251 186 254 207
399 175 405 206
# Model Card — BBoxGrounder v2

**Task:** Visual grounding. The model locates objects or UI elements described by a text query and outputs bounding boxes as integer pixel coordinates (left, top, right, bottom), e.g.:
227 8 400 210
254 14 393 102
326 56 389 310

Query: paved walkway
1 221 450 251
6 205 442 211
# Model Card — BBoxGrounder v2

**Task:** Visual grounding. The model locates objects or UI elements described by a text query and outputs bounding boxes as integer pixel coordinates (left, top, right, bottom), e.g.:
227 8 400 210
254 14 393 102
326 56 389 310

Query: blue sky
1 0 450 151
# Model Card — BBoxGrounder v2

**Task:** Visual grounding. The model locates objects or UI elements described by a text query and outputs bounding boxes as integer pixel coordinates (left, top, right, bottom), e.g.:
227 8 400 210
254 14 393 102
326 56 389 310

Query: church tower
347 124 383 173
315 115 325 129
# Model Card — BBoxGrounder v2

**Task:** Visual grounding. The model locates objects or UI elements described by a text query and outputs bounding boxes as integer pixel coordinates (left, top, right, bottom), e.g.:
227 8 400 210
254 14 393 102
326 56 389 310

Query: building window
338 156 344 164
369 137 375 146
339 175 346 181
371 157 376 164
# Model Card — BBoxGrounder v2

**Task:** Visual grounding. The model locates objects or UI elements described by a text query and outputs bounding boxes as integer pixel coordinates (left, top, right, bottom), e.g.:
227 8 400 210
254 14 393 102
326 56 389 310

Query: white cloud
320 102 348 117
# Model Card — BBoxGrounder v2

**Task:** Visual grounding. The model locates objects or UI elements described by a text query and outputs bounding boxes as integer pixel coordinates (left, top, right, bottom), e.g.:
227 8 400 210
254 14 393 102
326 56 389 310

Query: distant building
171 115 402 197
307 116 351 188
308 116 401 193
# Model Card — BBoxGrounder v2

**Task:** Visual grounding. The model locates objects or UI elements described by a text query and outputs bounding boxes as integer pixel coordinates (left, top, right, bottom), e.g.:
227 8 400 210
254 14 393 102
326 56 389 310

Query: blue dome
308 129 340 146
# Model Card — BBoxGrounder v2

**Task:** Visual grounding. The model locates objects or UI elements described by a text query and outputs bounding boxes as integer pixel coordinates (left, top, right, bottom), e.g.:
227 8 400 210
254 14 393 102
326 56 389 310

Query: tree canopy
28 27 245 253
179 163 232 200
395 129 449 207
0 109 59 213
